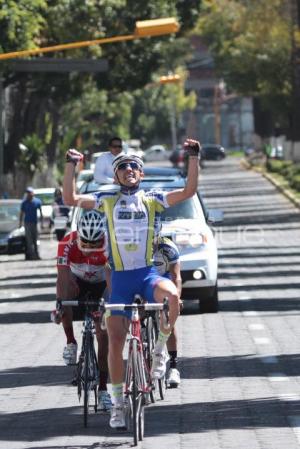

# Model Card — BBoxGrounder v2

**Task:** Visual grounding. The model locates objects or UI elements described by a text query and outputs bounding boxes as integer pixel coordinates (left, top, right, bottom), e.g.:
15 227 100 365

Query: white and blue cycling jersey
93 189 169 271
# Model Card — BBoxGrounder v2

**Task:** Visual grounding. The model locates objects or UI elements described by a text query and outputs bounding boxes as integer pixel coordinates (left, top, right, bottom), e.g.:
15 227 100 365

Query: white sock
155 330 171 353
111 383 124 407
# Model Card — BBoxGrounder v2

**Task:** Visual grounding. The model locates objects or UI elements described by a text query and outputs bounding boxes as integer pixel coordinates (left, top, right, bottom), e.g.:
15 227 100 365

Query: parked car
34 188 55 231
76 176 223 313
76 169 94 190
0 199 26 255
201 144 226 160
169 146 185 168
144 145 168 162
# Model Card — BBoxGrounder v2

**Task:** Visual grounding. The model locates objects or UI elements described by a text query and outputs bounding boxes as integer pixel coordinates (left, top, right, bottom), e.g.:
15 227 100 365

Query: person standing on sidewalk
19 186 43 260
93 137 124 184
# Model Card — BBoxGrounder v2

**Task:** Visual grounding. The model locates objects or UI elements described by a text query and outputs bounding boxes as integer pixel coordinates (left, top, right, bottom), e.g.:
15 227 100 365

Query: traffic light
159 74 181 84
134 18 179 37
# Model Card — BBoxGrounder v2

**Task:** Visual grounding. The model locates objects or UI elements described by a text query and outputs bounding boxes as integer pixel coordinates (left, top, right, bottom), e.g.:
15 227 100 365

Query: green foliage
0 0 46 53
266 159 285 173
290 174 300 191
266 159 300 192
130 67 196 145
1 0 202 181
17 134 45 175
197 0 292 121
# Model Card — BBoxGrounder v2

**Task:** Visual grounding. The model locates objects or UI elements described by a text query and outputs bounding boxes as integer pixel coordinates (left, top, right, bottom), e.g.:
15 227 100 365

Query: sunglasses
117 162 140 171
79 237 100 248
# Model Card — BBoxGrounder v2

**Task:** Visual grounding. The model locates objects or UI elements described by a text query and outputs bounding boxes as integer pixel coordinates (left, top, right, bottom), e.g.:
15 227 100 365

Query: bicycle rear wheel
152 312 166 400
83 334 90 427
144 315 156 403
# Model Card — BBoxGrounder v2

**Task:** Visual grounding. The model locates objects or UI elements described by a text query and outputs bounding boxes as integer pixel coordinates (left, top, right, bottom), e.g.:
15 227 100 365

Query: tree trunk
4 80 27 173
46 104 61 165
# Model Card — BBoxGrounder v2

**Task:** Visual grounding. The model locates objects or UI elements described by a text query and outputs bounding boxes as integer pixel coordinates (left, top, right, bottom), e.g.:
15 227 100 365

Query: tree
1 0 202 185
196 0 292 137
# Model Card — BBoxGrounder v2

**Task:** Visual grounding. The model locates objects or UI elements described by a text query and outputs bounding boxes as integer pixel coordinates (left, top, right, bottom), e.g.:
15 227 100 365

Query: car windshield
0 204 20 222
78 172 93 182
161 197 204 222
35 192 54 205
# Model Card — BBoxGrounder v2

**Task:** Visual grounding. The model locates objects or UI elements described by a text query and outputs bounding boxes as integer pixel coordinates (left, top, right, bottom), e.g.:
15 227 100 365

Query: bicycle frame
57 297 101 427
103 299 169 446
125 307 149 397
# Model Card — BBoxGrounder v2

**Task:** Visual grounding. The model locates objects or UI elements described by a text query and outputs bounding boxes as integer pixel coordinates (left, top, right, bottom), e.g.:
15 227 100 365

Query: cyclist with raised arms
63 138 200 428
54 209 112 411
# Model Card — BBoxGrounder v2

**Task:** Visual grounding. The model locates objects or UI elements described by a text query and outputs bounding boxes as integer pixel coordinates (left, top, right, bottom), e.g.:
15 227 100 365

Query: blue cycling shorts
108 266 168 318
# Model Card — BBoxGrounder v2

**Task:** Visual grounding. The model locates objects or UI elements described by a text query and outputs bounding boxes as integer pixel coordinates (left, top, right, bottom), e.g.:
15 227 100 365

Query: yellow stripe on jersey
103 195 124 271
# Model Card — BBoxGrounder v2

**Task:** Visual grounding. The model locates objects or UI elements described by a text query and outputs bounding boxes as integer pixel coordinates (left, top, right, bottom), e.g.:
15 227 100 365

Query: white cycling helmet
112 154 144 173
77 210 105 242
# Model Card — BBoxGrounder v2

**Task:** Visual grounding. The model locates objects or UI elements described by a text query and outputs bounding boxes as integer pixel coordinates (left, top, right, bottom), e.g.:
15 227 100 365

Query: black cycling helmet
112 154 144 173
77 210 105 242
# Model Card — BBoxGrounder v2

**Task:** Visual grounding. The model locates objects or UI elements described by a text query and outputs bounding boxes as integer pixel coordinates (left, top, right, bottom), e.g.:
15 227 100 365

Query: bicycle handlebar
57 298 169 311
103 302 168 311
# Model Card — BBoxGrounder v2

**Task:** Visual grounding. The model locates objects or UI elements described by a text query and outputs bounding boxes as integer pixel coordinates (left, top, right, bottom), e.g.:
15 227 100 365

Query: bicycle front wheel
131 338 139 446
83 333 94 427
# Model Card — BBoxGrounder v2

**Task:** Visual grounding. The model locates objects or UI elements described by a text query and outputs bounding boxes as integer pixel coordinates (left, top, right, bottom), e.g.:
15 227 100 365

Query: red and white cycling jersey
57 231 107 283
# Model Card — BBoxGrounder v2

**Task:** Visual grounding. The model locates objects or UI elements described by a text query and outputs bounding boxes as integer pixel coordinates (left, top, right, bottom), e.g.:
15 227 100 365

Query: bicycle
56 295 101 428
102 297 169 446
141 308 167 401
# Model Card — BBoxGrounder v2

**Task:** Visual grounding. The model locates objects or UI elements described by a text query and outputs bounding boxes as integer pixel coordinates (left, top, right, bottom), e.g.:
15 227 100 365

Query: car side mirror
207 209 224 224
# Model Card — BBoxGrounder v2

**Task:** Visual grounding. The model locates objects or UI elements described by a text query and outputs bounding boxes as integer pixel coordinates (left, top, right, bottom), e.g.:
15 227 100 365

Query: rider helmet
77 210 105 242
112 154 144 173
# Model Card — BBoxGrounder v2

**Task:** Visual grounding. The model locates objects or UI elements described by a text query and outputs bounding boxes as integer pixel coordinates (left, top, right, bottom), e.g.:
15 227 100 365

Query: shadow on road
0 365 73 389
1 396 299 442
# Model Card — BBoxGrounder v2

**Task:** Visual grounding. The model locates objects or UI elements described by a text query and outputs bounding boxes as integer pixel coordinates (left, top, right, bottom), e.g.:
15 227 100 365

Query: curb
240 158 300 211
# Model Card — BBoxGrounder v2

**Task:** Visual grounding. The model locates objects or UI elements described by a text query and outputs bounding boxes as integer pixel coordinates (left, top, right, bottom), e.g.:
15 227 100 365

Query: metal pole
0 73 3 176
170 95 177 149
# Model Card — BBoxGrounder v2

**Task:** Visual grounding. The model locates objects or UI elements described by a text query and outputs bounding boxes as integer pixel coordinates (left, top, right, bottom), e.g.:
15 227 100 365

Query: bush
285 164 300 183
266 159 286 173
289 174 300 192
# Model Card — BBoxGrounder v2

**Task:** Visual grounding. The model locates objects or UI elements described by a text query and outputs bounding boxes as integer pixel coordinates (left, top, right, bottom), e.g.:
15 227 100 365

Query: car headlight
174 233 207 247
9 226 25 238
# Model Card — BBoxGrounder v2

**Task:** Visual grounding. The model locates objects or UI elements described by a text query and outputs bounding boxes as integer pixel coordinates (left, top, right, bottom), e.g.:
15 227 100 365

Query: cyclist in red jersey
55 209 112 411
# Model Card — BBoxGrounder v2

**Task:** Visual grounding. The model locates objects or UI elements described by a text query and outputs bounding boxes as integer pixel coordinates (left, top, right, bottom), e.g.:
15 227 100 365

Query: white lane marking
279 394 300 401
242 311 258 316
238 296 251 300
248 323 265 331
261 356 278 364
268 373 289 382
254 337 270 345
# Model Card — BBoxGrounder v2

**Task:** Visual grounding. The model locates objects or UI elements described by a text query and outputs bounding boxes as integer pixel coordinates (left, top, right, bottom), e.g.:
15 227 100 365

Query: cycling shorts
108 266 167 318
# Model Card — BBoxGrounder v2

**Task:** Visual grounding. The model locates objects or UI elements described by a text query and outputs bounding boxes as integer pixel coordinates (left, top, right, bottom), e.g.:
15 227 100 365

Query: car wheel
199 284 219 313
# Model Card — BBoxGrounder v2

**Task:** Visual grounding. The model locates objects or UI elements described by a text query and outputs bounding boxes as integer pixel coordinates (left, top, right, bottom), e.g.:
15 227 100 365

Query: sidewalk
240 158 300 210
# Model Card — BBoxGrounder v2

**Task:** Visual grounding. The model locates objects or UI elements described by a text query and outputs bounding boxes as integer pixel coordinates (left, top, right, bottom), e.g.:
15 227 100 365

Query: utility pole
159 74 181 149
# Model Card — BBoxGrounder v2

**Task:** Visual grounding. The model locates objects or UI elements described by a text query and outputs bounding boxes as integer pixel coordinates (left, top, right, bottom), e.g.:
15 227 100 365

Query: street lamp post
0 18 179 61
159 74 181 149
0 18 179 177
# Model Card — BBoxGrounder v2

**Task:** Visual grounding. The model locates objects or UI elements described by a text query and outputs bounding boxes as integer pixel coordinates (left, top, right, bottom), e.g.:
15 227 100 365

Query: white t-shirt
94 151 123 184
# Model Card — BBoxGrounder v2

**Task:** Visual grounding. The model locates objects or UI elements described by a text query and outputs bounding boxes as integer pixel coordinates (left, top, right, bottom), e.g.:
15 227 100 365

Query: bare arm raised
63 149 96 209
166 138 200 207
